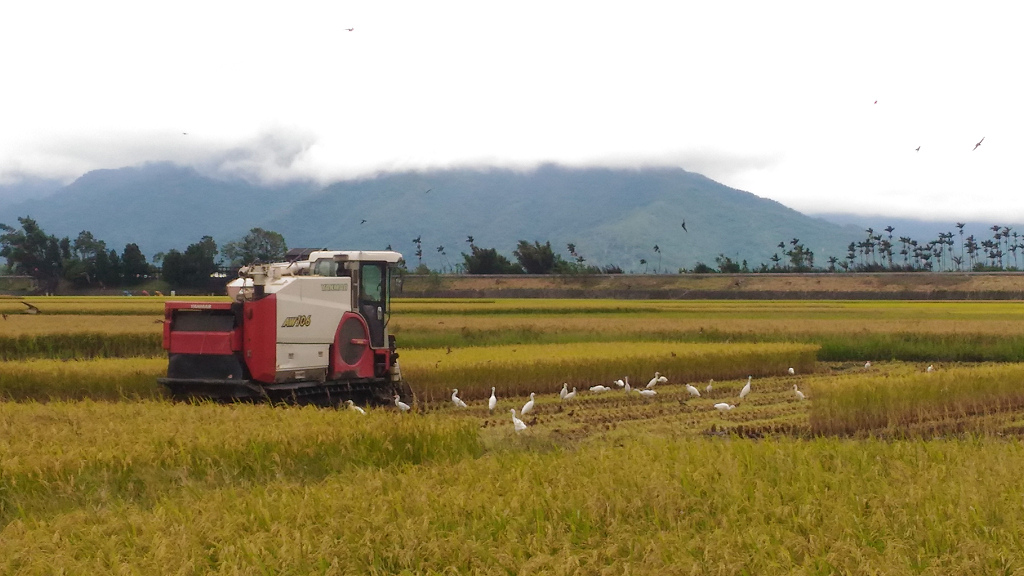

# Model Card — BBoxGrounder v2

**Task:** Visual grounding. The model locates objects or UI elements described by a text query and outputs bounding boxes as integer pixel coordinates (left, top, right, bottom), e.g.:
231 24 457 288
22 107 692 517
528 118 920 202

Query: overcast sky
1 1 1020 220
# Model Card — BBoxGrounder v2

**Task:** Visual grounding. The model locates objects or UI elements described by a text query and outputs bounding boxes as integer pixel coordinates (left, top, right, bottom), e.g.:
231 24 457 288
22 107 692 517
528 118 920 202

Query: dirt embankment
395 272 1024 300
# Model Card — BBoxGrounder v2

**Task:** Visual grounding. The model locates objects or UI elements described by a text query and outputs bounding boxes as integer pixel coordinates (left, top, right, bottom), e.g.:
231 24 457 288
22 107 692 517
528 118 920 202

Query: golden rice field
6 296 1024 573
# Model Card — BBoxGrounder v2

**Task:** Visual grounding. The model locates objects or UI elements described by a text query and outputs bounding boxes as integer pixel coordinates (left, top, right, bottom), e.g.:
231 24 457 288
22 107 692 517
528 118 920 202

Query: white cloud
1 1 1022 219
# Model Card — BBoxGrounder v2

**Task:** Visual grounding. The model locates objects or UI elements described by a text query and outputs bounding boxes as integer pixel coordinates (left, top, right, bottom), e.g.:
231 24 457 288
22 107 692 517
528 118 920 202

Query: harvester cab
159 249 412 406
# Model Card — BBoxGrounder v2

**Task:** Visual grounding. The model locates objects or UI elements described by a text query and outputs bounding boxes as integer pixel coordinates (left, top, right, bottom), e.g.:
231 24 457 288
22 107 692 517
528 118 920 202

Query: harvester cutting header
159 248 412 406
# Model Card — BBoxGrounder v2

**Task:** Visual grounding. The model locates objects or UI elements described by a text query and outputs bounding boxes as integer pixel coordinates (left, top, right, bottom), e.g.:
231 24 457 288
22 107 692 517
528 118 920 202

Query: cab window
360 263 384 303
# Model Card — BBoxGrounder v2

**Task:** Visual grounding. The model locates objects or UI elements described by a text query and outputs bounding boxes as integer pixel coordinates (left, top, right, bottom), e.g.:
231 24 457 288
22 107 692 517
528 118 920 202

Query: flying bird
915 146 921 152
21 302 41 314
360 219 367 225
425 188 432 194
681 221 688 232
974 137 985 151
873 100 878 104
345 27 354 31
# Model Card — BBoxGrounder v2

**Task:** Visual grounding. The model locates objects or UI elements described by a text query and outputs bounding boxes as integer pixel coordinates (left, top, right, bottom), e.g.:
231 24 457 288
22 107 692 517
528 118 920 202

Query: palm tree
412 236 423 267
436 245 450 272
956 222 966 268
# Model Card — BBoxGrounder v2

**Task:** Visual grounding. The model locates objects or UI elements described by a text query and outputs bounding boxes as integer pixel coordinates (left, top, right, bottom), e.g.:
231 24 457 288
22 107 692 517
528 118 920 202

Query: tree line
5 215 1023 294
0 217 287 291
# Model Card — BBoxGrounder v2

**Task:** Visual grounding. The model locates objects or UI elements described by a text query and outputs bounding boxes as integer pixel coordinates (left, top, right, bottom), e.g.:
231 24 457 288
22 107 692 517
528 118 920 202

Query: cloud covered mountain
1 162 865 271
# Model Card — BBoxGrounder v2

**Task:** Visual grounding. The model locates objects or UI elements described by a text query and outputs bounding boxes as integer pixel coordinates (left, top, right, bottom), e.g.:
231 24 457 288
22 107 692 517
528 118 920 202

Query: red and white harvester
159 249 412 406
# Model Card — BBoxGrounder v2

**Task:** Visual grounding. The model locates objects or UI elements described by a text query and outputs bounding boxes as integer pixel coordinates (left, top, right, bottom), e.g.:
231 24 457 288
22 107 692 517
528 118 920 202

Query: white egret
451 388 468 408
510 408 527 433
788 367 795 375
714 403 736 411
685 384 701 397
488 387 497 411
739 376 752 399
638 389 657 397
345 400 365 414
563 387 577 401
559 383 568 399
706 379 714 394
590 385 611 393
646 372 661 389
926 365 934 373
793 384 805 400
657 375 668 384
394 394 411 412
864 361 872 369
624 378 631 394
521 392 536 415
613 379 625 388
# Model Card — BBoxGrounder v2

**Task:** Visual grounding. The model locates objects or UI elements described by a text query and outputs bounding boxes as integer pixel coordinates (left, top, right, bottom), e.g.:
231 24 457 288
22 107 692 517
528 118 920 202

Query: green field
4 297 1024 574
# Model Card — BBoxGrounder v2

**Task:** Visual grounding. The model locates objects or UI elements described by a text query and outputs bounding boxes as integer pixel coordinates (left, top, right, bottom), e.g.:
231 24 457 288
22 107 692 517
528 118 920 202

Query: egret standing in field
739 376 752 399
510 409 527 433
714 403 736 411
521 392 536 415
394 394 411 412
793 384 805 401
646 372 662 389
788 367 795 375
613 378 625 388
489 387 497 412
559 383 568 399
451 388 468 408
638 389 657 397
624 377 631 394
926 365 934 373
706 379 714 394
864 361 872 369
590 385 611 393
563 387 577 401
345 400 365 414
685 383 701 397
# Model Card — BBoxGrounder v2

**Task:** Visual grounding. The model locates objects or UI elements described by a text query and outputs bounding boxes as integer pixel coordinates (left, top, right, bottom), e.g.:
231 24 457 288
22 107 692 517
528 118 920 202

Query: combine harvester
158 248 413 407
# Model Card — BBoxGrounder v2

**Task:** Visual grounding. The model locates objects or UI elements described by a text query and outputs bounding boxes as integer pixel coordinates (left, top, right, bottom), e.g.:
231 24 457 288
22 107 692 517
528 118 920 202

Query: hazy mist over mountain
0 162 918 272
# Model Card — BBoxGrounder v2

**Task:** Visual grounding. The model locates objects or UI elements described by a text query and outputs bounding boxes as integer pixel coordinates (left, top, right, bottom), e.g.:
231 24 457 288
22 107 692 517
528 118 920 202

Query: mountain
0 175 65 204
2 162 866 271
0 163 320 258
